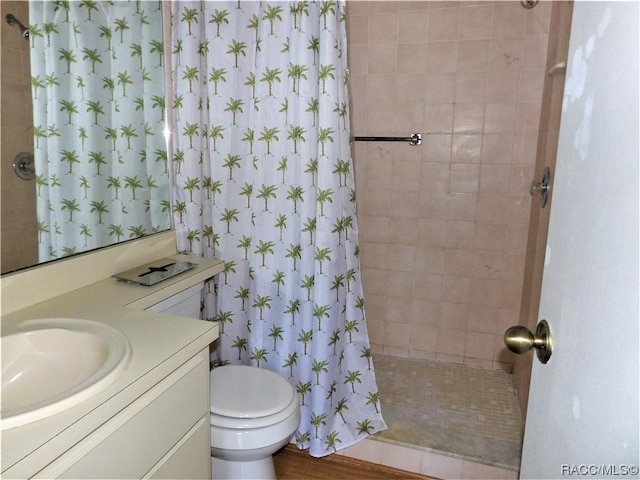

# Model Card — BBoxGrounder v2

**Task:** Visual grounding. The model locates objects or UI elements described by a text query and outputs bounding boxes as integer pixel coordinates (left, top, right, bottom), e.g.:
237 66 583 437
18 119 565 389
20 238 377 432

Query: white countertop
1 255 224 478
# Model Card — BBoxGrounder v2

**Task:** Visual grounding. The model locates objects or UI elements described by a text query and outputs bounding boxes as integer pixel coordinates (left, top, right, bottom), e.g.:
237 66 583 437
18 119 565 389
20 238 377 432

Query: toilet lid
210 365 296 418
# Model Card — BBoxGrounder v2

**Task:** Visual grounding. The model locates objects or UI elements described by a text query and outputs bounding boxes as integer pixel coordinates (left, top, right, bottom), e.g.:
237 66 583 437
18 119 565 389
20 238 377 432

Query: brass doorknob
504 320 553 364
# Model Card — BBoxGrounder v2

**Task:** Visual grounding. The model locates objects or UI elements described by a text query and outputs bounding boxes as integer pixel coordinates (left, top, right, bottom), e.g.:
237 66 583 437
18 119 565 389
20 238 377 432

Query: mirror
1 0 171 275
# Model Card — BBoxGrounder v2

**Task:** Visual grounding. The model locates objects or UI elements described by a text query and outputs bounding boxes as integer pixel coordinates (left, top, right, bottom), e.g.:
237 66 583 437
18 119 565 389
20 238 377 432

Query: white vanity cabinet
36 348 211 479
1 254 224 480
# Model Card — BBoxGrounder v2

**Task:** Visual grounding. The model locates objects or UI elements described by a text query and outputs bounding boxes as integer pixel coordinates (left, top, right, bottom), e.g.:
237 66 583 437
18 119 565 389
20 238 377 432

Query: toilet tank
146 283 203 319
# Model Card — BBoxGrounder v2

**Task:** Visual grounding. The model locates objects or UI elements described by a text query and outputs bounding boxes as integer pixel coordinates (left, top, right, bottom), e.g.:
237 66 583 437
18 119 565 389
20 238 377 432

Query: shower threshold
372 354 524 471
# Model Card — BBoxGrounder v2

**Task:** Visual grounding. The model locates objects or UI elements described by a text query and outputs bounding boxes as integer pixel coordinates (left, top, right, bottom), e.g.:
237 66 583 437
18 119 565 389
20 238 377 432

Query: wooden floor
273 445 438 480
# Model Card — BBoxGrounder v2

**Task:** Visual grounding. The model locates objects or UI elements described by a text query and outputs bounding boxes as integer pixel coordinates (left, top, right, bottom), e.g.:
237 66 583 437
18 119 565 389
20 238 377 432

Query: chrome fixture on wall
13 152 35 180
5 14 29 39
530 166 552 208
521 0 538 9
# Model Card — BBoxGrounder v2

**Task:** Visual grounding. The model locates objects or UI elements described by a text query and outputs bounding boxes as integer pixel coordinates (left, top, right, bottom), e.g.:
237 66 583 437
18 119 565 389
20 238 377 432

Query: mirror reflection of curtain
30 0 169 262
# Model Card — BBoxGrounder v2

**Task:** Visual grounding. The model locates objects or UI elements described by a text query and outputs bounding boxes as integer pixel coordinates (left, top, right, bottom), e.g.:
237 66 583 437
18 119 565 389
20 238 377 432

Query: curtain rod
353 133 422 146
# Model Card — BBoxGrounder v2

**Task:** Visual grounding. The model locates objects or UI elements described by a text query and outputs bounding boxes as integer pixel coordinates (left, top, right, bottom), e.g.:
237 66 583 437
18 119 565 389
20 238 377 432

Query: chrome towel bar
353 133 422 146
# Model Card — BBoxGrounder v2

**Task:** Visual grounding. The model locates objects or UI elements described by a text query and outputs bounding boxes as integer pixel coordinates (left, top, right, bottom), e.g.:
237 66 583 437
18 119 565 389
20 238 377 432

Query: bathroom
1 1 638 479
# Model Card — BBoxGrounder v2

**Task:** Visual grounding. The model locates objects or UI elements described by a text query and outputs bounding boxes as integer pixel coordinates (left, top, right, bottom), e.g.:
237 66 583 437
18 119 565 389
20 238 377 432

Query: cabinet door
36 351 209 479
147 417 210 479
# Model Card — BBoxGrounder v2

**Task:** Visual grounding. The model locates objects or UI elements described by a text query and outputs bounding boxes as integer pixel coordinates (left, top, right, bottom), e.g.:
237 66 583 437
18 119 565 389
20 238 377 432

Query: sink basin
1 318 131 430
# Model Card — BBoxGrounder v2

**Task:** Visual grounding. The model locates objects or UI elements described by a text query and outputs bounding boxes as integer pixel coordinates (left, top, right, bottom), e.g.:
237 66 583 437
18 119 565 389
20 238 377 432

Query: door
519 2 639 478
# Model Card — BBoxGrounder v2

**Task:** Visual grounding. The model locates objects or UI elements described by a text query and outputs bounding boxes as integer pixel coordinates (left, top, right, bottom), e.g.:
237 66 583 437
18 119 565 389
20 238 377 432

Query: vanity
1 234 224 479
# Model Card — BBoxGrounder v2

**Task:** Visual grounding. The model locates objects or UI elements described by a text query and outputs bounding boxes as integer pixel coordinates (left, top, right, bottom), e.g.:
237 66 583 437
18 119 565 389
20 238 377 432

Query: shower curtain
171 1 386 456
30 0 169 262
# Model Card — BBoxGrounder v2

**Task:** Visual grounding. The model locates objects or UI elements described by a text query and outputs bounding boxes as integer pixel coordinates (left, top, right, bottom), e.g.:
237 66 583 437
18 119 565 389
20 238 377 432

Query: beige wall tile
436 328 466 356
367 74 396 103
465 331 495 359
389 217 418 245
492 4 527 37
474 223 507 251
410 324 438 352
415 246 445 274
448 193 477 222
419 192 449 220
452 134 483 164
426 41 458 72
458 39 491 71
482 133 516 164
428 7 459 42
384 321 412 349
388 245 417 272
480 163 513 194
450 163 480 194
468 305 500 334
418 218 448 247
445 221 475 249
369 12 398 44
459 4 494 40
398 10 430 43
440 301 469 330
349 0 553 367
368 43 397 74
395 104 425 133
359 215 390 243
412 275 443 303
397 43 427 74
386 269 415 296
454 103 485 133
425 73 456 104
442 275 471 303
346 13 369 45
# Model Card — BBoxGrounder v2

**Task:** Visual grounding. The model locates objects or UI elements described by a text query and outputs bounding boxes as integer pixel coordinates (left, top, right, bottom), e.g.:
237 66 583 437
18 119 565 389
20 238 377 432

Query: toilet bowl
147 284 301 480
209 365 300 480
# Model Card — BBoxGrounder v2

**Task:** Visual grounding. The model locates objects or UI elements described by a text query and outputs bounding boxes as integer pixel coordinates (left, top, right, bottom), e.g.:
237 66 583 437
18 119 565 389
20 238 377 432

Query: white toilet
148 284 301 480
209 365 300 479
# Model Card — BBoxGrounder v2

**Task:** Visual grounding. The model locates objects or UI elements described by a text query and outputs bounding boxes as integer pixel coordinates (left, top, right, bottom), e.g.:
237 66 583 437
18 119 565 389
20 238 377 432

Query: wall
1 1 38 273
347 0 554 370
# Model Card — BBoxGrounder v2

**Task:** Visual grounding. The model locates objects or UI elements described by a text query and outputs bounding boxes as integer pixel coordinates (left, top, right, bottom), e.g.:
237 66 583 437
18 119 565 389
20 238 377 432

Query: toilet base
211 456 276 480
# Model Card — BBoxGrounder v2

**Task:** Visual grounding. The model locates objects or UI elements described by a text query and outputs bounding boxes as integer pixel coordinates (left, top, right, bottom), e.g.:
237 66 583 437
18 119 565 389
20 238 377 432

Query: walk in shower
346 0 573 472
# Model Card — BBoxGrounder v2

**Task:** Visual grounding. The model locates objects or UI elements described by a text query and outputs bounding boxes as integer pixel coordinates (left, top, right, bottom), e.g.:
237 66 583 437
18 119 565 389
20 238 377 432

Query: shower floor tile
372 354 524 471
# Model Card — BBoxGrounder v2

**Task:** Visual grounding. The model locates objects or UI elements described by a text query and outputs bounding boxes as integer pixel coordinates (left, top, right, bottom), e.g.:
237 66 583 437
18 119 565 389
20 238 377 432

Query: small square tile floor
372 354 524 471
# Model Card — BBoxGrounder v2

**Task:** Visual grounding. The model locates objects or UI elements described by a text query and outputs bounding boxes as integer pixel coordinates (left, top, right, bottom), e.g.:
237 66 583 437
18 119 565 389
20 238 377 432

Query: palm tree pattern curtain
171 1 386 456
30 0 169 262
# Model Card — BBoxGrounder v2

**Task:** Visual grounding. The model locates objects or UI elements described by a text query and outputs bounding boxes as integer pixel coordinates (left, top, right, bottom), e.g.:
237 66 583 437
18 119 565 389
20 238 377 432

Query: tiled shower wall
1 1 38 273
347 1 554 370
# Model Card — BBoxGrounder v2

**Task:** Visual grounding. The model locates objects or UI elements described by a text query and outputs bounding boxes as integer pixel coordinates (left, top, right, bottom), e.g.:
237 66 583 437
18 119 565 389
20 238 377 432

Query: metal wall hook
5 14 30 39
